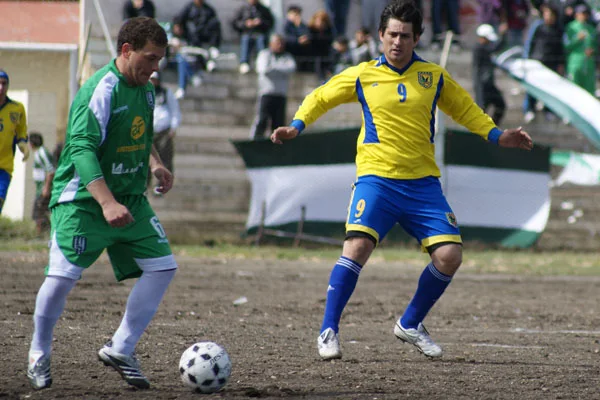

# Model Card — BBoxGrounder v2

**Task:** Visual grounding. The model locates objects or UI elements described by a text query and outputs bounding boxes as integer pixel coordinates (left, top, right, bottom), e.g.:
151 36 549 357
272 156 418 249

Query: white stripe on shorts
47 231 85 280
135 254 178 272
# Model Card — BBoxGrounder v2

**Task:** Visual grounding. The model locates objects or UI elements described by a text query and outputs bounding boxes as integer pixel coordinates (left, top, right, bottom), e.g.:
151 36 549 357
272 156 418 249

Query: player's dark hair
379 0 424 38
116 16 168 55
29 132 43 147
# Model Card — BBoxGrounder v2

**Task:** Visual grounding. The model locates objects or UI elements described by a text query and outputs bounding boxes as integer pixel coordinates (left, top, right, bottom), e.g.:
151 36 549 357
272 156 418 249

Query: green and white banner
233 128 551 248
553 151 600 186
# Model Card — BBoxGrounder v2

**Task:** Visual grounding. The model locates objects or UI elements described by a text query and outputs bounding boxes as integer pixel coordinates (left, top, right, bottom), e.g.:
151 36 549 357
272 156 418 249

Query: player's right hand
271 126 299 144
102 201 134 228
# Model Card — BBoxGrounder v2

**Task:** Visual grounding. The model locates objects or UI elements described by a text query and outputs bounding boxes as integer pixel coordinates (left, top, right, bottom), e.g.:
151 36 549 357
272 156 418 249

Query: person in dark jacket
232 0 275 74
177 0 222 51
122 0 155 20
522 3 565 122
472 23 506 125
283 5 311 71
307 10 335 80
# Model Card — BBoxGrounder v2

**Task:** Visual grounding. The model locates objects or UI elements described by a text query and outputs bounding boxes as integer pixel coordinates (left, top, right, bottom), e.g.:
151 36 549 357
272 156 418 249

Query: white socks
110 268 176 356
30 275 78 355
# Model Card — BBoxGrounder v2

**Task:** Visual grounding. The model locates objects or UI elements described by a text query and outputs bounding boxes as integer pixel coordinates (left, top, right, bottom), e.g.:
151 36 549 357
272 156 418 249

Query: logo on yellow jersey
418 72 433 89
9 112 19 124
446 212 458 227
130 116 145 140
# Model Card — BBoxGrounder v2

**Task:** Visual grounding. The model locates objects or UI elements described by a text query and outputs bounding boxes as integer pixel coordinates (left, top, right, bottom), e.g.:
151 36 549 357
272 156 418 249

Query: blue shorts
0 169 11 212
346 175 462 249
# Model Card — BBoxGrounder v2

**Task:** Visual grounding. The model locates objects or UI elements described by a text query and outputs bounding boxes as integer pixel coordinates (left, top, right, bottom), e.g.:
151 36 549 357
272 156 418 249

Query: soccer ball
179 341 232 393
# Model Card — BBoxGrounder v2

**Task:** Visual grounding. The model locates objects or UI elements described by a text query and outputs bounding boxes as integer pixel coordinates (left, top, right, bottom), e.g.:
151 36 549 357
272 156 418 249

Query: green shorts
47 196 177 281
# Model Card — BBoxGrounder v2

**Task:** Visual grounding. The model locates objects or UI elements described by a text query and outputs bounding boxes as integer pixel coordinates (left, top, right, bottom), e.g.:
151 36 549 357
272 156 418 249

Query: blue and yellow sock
400 262 452 329
320 256 363 334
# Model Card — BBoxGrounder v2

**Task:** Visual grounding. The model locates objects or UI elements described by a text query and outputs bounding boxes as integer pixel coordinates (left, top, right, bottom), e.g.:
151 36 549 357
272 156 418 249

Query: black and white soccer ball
179 341 232 393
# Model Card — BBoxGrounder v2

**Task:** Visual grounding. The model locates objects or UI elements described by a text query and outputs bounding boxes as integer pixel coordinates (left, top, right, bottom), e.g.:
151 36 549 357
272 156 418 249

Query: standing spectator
28 132 55 235
232 0 275 75
565 4 597 95
325 0 351 36
149 71 181 194
559 0 587 30
523 3 565 122
361 0 392 40
472 24 506 125
307 10 335 80
477 0 504 29
430 0 462 49
503 0 530 48
0 69 29 214
250 34 296 140
349 27 379 64
283 5 311 71
26 17 177 391
332 36 354 74
122 0 155 20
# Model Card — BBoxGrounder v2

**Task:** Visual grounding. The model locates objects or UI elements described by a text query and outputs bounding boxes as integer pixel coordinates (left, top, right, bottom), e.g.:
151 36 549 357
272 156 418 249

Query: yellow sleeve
437 70 498 141
16 102 28 142
292 65 362 128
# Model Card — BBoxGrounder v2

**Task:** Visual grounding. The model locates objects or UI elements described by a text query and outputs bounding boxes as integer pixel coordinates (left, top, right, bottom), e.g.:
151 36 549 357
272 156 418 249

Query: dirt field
1 250 599 399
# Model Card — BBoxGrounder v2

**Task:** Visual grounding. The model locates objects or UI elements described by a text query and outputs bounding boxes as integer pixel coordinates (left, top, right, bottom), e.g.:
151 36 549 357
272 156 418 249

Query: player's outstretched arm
270 126 299 145
498 127 533 151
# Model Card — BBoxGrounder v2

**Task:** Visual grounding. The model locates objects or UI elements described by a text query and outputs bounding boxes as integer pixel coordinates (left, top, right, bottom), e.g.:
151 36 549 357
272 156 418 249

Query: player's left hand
498 127 533 151
18 142 30 161
153 165 174 195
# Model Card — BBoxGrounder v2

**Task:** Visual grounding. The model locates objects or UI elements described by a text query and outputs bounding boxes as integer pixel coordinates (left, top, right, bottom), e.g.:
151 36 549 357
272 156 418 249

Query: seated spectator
565 4 597 95
122 0 155 20
250 34 296 140
232 0 274 75
283 5 311 71
173 0 222 98
307 10 334 80
472 24 506 125
349 27 378 64
332 36 353 74
170 18 204 99
523 3 564 122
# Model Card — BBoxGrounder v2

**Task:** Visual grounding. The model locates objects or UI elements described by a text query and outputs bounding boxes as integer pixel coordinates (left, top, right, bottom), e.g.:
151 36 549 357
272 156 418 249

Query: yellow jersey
0 98 28 175
291 53 501 179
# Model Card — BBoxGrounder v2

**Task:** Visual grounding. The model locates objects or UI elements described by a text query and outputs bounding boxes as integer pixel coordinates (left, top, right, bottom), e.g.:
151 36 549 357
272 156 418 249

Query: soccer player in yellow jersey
0 69 30 213
271 0 533 360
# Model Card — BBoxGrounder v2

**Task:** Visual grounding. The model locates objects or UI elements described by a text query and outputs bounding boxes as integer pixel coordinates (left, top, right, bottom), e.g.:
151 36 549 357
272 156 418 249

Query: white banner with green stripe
233 128 551 248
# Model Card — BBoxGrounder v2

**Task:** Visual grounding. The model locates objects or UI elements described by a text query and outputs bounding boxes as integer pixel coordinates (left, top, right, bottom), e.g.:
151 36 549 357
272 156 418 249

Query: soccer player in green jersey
27 17 175 390
272 0 533 360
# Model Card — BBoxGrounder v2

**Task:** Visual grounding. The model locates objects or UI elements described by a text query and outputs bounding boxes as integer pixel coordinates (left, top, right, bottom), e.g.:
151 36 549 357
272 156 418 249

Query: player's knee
342 236 375 266
431 243 462 275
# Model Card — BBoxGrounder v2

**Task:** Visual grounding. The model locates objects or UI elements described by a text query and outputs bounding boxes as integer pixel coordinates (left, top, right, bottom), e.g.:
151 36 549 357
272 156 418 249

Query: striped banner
232 128 551 248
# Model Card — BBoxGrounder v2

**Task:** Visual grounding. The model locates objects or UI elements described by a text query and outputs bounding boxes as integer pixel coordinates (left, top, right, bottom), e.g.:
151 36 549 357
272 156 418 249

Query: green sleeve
68 103 105 186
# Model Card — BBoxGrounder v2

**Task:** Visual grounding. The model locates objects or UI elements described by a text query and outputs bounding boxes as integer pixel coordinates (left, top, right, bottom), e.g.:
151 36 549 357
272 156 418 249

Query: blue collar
376 52 424 74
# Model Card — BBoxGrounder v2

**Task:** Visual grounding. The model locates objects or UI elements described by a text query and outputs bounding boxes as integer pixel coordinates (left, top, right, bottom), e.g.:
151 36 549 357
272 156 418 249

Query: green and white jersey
50 60 155 207
33 145 56 197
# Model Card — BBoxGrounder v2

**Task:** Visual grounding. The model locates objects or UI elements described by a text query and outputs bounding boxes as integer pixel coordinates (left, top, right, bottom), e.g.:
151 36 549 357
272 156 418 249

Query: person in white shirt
149 71 181 193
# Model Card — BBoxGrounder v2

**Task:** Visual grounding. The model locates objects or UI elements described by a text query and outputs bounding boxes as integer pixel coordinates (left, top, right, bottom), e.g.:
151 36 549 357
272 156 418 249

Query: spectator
325 0 351 36
122 0 155 20
559 0 587 30
565 4 597 95
332 36 354 74
430 0 462 49
477 0 504 29
472 24 506 125
361 0 391 39
171 18 204 99
149 72 181 194
503 0 530 48
28 132 55 235
250 34 296 140
349 27 379 64
283 5 311 71
307 10 335 80
0 69 29 215
523 3 565 122
232 0 275 75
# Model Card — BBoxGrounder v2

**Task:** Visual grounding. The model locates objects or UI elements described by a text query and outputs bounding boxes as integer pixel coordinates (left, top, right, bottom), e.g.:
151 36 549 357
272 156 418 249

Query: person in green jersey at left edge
27 17 176 390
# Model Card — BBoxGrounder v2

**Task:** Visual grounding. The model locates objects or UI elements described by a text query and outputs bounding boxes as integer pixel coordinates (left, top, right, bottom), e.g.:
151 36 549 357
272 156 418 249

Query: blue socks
320 256 362 334
401 262 452 329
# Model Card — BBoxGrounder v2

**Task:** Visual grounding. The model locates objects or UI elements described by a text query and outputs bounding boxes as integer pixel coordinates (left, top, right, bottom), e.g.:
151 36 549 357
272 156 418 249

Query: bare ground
1 250 599 399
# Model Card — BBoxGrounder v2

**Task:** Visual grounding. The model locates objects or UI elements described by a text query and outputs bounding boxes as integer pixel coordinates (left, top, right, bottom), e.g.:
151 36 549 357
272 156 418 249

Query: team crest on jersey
445 212 458 227
146 91 154 109
418 72 433 89
72 236 87 255
9 112 19 124
131 116 146 140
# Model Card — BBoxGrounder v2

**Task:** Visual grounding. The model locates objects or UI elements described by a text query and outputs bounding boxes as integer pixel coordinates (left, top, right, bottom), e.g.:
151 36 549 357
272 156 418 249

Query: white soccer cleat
98 341 150 389
394 321 443 358
27 351 52 390
318 328 342 360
